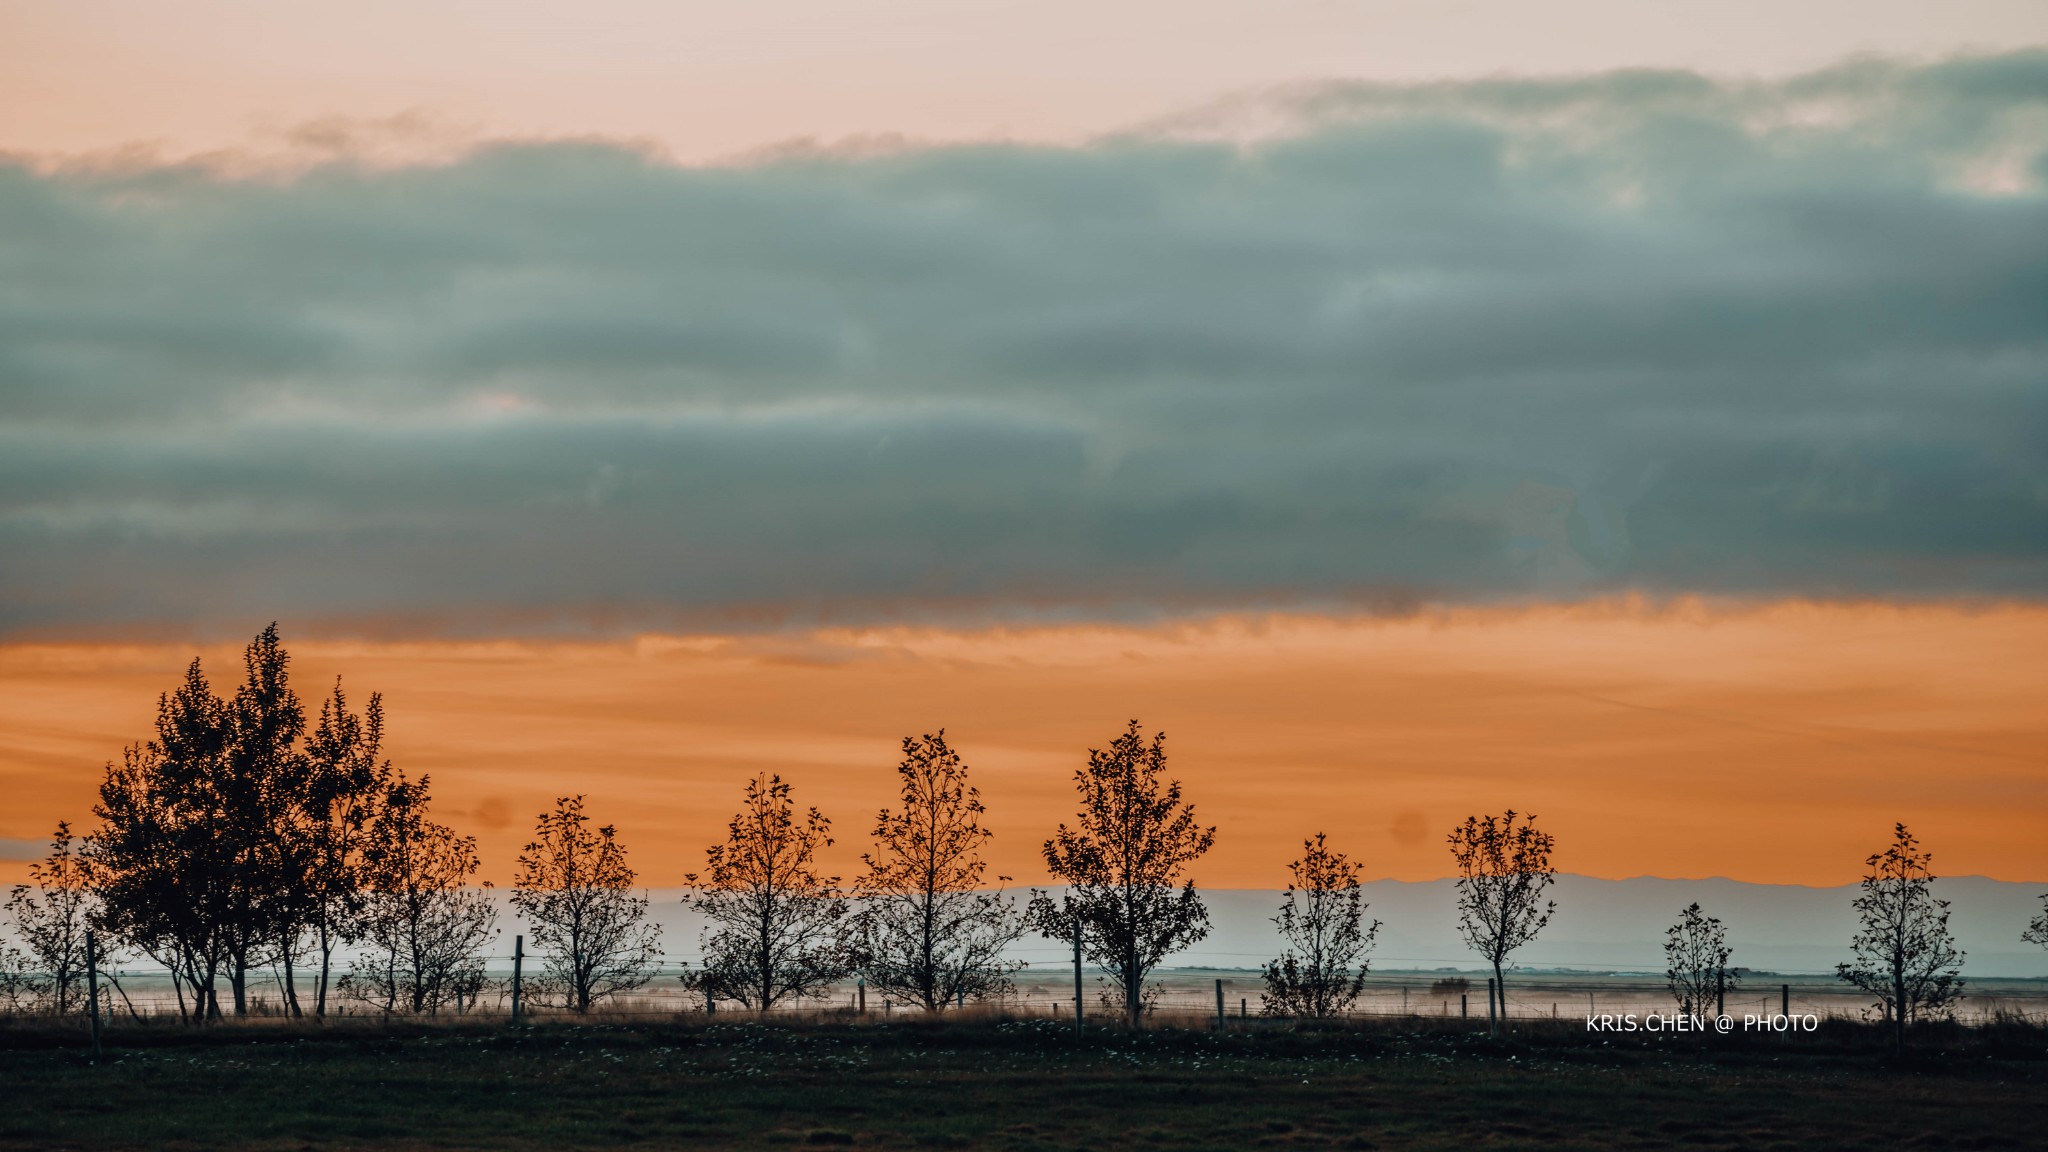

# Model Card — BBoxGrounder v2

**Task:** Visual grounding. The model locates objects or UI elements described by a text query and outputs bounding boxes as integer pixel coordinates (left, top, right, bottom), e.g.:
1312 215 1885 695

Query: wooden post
1487 978 1497 1036
1072 918 1085 1033
510 935 524 1023
858 976 866 1015
1240 998 1246 1019
1460 993 1467 1020
1716 971 1725 1019
86 930 102 1060
1781 984 1789 1018
1215 979 1225 1031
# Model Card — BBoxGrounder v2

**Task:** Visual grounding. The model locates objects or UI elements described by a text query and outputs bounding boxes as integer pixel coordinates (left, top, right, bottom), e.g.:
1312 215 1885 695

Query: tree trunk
280 929 303 1017
1893 966 1908 1054
316 920 333 1018
1492 961 1505 1036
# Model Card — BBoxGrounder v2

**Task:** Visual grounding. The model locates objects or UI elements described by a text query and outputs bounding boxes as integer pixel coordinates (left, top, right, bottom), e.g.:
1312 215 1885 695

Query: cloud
0 838 47 862
3 54 2045 637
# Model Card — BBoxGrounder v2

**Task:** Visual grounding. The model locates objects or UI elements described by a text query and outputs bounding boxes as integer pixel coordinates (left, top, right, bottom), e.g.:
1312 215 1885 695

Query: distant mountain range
624 875 2048 978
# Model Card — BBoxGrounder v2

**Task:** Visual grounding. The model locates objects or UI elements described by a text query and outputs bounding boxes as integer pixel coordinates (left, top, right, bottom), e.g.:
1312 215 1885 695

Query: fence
10 943 2045 1028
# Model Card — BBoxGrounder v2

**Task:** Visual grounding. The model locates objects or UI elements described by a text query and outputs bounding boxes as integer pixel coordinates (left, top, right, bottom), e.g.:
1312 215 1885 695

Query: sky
2 1 2045 888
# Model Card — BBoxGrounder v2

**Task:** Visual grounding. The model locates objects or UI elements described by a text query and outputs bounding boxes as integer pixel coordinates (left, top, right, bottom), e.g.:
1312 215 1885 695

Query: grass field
2 1015 2044 1150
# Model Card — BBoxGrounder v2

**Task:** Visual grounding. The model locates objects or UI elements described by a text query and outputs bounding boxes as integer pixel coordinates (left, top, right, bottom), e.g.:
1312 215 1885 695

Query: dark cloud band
3 55 2045 637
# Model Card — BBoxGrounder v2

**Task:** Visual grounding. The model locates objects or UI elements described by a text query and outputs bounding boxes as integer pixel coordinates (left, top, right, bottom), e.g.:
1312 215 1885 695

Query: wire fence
11 955 2046 1028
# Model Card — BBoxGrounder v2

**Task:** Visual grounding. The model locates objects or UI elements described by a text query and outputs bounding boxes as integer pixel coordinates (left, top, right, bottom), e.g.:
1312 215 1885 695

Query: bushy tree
512 795 662 1012
5 823 94 1014
1447 809 1556 1035
1835 823 1964 1052
80 625 459 1021
1664 902 1735 1016
87 663 236 1021
687 775 850 1011
1261 833 1379 1019
220 623 313 1016
340 772 497 1015
1026 720 1215 1027
853 731 1023 1012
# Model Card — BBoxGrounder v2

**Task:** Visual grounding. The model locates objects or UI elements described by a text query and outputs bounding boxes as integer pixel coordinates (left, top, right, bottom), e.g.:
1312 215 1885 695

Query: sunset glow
7 601 2042 888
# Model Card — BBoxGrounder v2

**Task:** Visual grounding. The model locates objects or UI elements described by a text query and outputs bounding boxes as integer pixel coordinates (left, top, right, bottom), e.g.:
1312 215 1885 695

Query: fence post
510 935 524 1023
858 976 866 1015
1781 984 1789 1019
1487 978 1497 1037
1716 971 1725 1019
1215 979 1225 1031
1072 918 1085 1034
86 929 102 1060
1460 993 1467 1020
1240 998 1246 1019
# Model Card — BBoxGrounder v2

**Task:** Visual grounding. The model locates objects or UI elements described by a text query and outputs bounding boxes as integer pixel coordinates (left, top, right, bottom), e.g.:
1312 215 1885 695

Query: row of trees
1662 824 1981 1052
5 627 2034 1044
0 627 653 1020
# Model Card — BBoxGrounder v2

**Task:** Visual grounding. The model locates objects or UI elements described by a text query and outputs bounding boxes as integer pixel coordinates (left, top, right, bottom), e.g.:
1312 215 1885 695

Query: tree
2025 893 2048 953
1261 833 1379 1019
1447 810 1556 1035
687 775 850 1012
1026 720 1215 1027
218 623 312 1017
339 772 497 1015
299 679 395 1017
5 823 95 1014
86 662 235 1021
1834 823 1964 1052
85 626 319 1019
0 942 42 1013
852 731 1024 1012
1664 903 1735 1017
511 795 662 1012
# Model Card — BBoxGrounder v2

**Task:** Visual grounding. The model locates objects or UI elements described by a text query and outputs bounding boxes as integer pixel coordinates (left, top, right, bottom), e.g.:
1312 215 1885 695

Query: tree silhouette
0 941 40 1012
1664 903 1735 1016
219 623 311 1016
340 771 497 1014
511 795 662 1012
299 679 393 1017
1447 810 1556 1035
86 661 235 1021
853 731 1023 1012
687 775 850 1012
85 626 322 1018
1260 833 1379 1019
1026 720 1215 1028
2025 894 2048 953
4 823 95 1014
1834 823 1963 1052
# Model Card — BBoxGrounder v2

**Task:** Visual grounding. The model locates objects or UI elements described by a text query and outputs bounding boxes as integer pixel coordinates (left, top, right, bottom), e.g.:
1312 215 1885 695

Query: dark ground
1 1015 2043 1150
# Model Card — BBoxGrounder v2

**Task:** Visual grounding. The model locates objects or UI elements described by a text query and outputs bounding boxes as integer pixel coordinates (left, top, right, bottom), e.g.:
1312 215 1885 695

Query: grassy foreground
1 1016 2044 1150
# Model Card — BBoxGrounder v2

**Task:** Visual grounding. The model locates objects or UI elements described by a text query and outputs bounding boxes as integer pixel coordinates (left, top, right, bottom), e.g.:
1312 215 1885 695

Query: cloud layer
4 55 2045 637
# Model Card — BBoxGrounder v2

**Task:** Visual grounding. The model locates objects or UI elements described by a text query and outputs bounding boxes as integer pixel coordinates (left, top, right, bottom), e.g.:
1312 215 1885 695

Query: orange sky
3 600 2042 889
